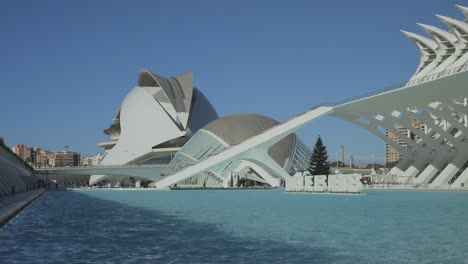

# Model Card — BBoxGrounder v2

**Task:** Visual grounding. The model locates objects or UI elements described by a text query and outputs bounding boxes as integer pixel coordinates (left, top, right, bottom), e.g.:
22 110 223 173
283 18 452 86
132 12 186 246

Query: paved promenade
0 189 45 228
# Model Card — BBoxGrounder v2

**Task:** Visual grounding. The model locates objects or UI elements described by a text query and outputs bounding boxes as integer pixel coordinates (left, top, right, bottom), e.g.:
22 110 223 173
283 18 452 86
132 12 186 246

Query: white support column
430 154 468 188
451 166 468 188
389 165 405 177
392 157 416 182
403 157 429 178
411 155 447 185
370 114 436 179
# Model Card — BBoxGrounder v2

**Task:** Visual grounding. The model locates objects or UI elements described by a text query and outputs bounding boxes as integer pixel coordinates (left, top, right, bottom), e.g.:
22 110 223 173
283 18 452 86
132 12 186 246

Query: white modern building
44 4 468 190
80 154 104 167
90 71 219 185
152 5 468 190
163 114 311 188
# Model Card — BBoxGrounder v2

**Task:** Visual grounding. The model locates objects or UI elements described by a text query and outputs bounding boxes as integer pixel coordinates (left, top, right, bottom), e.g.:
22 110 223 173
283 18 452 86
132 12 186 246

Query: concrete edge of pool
0 189 45 228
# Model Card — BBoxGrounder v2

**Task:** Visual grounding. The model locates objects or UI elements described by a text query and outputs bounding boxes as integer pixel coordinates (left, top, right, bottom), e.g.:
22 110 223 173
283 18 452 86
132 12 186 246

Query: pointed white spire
401 30 441 79
435 14 468 36
417 23 458 44
400 30 439 50
456 5 468 17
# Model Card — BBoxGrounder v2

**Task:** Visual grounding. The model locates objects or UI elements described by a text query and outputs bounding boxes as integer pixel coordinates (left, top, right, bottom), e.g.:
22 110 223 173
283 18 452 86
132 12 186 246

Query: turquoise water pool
0 189 467 263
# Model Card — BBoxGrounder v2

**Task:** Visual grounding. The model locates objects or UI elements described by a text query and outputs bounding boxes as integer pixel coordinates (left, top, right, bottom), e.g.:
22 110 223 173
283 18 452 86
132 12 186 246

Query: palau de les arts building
80 4 468 189
93 71 311 188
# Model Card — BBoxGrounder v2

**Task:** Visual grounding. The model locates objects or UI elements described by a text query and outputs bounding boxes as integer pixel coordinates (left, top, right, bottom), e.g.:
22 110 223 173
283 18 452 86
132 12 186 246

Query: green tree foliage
308 136 331 176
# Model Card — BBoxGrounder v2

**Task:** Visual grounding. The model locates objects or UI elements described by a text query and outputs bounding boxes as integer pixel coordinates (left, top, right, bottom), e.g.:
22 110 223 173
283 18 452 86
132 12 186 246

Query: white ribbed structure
155 5 468 189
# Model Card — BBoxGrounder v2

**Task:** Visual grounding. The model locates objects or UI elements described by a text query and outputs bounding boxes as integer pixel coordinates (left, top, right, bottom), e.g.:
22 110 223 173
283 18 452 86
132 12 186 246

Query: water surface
0 189 467 263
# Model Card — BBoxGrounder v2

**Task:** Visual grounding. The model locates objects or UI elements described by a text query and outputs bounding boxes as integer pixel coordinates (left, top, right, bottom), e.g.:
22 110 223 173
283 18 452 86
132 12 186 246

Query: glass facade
164 126 312 188
290 138 312 173
139 154 175 165
165 130 226 175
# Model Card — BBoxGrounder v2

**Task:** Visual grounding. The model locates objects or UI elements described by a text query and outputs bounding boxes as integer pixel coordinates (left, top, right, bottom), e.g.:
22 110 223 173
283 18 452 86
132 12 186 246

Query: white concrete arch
417 23 461 74
224 160 281 187
435 15 468 68
401 30 440 79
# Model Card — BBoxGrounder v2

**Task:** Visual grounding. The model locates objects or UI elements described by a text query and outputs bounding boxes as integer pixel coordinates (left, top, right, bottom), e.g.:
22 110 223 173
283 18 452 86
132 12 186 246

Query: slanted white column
451 166 468 188
392 157 416 182
411 148 452 185
389 164 406 176
403 157 429 178
369 114 433 179
430 155 468 187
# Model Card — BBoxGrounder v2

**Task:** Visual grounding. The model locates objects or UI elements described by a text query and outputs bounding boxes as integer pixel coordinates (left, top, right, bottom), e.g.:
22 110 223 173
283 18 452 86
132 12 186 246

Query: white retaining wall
285 172 362 193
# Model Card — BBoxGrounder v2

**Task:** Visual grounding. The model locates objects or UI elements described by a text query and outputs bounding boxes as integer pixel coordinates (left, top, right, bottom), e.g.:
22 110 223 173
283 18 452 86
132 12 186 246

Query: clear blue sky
0 0 463 164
